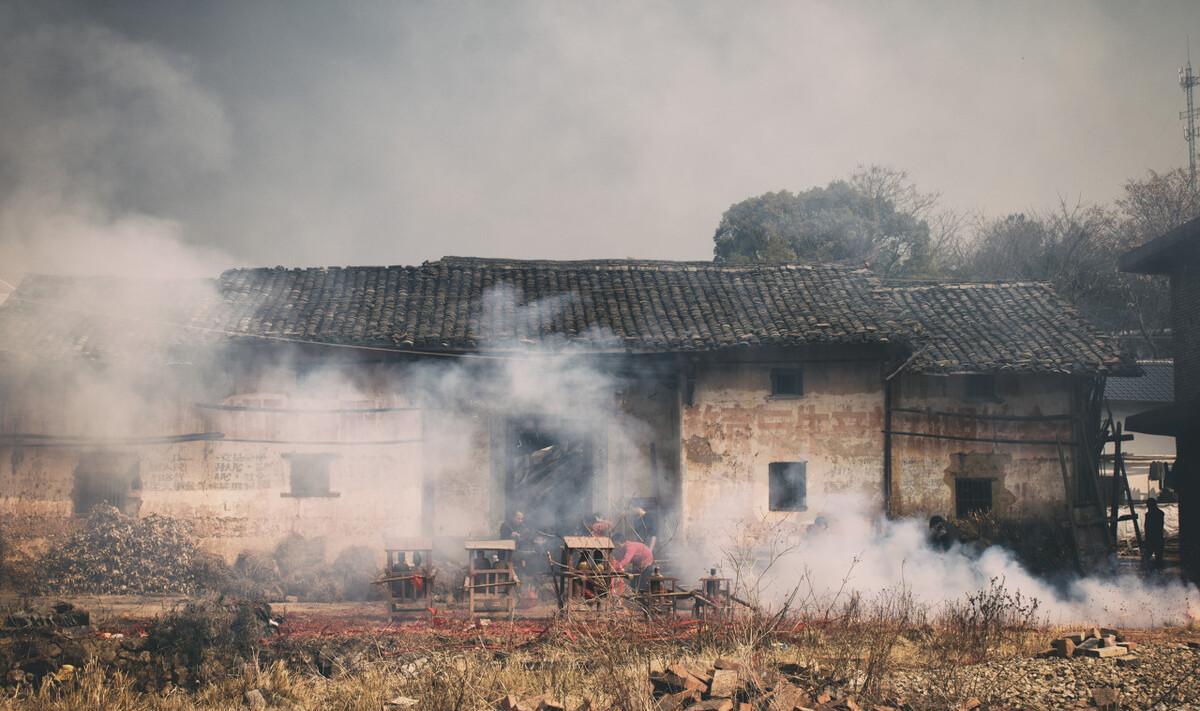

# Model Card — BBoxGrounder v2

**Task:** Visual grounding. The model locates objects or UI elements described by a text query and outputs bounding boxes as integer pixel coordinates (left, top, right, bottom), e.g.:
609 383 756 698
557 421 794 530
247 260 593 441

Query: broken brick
709 669 740 698
767 681 813 711
1052 638 1076 658
656 689 700 711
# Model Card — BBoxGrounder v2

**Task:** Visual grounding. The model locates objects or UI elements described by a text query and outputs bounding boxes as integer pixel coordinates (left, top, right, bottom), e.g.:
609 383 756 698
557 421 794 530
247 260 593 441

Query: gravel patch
891 643 1200 709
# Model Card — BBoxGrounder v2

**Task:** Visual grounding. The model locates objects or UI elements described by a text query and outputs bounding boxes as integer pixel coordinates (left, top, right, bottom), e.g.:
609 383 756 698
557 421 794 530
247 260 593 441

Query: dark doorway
74 453 142 516
505 422 594 537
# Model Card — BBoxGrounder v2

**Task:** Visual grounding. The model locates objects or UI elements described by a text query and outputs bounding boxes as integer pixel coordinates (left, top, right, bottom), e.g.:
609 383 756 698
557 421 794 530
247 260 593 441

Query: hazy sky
2 0 1199 283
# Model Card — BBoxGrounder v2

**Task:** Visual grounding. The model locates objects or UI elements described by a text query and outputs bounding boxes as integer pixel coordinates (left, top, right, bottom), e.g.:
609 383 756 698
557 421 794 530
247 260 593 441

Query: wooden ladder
1105 418 1144 553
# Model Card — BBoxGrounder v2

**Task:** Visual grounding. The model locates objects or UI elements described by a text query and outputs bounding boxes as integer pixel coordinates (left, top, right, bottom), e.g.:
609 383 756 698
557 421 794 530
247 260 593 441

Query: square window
955 478 992 518
770 369 804 397
964 374 997 401
283 454 338 497
769 461 807 511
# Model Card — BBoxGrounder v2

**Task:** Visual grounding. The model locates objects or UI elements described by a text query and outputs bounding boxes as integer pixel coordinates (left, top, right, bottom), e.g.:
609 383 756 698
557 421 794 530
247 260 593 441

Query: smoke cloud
686 493 1199 628
5 1 1200 272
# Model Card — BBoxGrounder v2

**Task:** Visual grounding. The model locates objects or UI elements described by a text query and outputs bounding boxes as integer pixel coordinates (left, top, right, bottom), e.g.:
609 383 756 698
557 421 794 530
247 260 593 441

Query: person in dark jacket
1144 497 1166 569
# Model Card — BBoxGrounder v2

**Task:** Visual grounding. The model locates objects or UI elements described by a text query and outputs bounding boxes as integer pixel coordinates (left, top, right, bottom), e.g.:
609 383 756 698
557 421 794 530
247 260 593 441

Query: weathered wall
678 355 885 564
0 359 681 567
2 349 1091 573
1172 268 1200 402
890 373 1076 519
0 365 427 562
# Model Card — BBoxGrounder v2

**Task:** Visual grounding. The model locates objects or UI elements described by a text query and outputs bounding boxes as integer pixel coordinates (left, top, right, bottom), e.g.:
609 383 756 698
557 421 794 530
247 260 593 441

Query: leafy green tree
712 167 937 276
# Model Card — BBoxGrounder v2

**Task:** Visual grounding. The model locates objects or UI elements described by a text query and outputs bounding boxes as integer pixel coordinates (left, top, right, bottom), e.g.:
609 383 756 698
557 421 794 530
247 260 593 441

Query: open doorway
73 452 142 516
505 421 595 537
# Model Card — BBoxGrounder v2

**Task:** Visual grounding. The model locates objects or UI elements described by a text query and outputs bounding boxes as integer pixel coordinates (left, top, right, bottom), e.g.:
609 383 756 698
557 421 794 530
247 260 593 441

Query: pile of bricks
1043 627 1137 660
650 659 869 711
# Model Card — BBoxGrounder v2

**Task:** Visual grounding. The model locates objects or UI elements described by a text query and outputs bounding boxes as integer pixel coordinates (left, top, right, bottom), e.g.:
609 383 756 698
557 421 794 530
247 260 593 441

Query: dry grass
0 573 1069 710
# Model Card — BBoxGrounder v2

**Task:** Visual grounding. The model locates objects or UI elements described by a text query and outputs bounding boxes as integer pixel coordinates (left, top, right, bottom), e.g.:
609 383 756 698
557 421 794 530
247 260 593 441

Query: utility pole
1181 44 1200 189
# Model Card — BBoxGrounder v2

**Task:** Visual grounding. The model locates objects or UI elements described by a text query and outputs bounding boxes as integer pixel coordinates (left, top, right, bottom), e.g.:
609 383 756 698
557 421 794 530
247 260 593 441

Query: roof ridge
430 256 861 272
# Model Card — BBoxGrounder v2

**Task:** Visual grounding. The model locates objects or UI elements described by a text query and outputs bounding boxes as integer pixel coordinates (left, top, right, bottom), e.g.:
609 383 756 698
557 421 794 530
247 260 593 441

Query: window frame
769 368 805 398
768 461 808 512
281 453 340 498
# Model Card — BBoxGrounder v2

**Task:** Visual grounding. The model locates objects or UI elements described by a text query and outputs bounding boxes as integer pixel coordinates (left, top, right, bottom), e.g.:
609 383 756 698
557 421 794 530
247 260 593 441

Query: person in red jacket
612 532 654 592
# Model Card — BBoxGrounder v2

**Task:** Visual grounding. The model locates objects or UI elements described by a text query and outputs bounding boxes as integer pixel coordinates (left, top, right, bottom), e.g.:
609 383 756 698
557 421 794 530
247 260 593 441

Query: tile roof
0 258 1128 374
1105 360 1174 403
877 281 1128 375
215 258 893 352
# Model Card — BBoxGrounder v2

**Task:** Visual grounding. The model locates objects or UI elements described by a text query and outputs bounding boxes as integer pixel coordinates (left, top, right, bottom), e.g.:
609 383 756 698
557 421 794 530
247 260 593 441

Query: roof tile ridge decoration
428 256 860 273
877 279 1055 291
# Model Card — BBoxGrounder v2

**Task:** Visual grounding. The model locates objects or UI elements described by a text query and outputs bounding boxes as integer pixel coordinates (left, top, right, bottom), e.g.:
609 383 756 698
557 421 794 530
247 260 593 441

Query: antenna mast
1181 42 1200 189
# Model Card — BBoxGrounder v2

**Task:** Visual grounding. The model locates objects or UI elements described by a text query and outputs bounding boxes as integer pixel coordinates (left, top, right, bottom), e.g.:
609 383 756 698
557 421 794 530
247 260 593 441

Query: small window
283 454 339 498
955 478 992 518
964 374 997 401
770 369 804 397
768 462 807 511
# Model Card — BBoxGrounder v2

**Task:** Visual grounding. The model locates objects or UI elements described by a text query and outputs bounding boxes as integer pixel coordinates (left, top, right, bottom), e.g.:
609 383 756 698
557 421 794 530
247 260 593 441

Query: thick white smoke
687 492 1199 628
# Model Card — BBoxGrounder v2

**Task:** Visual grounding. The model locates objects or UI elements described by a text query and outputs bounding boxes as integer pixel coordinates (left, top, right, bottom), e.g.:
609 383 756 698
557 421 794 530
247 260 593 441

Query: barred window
770 369 804 397
955 478 993 517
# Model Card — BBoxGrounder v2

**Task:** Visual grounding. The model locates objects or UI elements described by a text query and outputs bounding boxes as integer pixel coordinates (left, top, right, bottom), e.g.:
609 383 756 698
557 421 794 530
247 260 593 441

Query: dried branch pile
37 505 201 595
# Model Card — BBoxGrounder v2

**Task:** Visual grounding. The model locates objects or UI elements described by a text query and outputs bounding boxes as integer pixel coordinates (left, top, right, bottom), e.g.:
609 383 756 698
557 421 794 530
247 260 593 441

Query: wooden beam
884 430 1077 447
892 407 1074 423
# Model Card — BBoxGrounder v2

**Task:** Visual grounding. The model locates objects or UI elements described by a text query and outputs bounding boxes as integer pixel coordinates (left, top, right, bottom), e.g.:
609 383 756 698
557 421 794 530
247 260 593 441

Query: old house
0 258 1128 569
1122 218 1200 579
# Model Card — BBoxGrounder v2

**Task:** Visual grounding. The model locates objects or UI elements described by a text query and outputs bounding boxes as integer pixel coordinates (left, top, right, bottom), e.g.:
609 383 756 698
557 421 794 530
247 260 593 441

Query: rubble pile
647 659 863 711
1041 627 1137 660
1 598 281 690
37 505 201 595
3 601 89 630
1 602 94 687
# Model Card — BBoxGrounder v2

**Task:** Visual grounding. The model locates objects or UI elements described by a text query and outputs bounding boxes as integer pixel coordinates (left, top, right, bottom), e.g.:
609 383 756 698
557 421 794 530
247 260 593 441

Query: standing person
1144 498 1166 569
611 532 654 592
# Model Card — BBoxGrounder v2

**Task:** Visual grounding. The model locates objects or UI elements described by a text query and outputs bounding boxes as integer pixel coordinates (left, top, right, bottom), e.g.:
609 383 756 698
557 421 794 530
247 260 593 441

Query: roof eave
1120 216 1200 274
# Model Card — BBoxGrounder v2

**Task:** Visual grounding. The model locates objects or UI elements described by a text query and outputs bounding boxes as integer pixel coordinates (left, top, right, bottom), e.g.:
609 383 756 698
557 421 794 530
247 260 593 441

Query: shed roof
1120 215 1200 274
1104 360 1174 403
